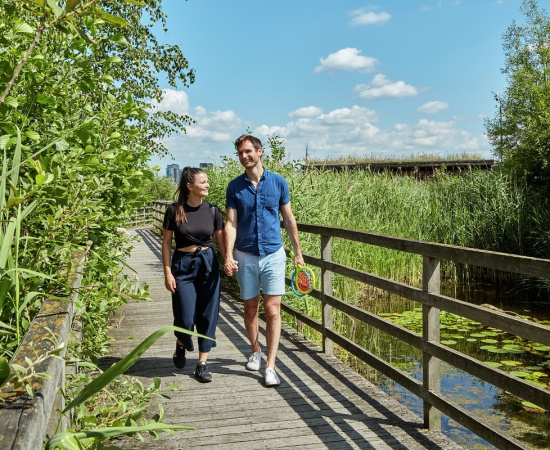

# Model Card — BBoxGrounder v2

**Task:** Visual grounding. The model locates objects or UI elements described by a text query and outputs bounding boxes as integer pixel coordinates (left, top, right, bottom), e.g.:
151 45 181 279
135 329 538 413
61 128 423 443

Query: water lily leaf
441 340 457 345
501 360 522 366
510 371 530 377
485 361 502 368
480 345 498 351
481 339 498 344
469 333 486 338
531 345 550 352
521 401 546 412
525 366 543 371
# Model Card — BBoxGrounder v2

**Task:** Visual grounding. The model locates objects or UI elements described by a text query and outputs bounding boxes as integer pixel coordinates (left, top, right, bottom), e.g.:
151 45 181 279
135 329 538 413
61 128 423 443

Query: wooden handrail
0 250 87 449
151 199 549 449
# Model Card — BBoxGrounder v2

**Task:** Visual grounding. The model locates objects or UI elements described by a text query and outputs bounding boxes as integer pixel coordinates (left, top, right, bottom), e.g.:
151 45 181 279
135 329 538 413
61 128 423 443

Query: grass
304 152 490 164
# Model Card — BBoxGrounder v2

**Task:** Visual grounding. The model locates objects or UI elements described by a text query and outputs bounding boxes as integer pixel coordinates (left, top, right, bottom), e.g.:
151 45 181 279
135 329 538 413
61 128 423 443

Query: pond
348 282 550 449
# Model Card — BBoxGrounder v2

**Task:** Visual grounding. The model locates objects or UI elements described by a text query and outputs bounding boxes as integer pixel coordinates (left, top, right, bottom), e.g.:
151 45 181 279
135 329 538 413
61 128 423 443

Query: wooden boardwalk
104 227 462 449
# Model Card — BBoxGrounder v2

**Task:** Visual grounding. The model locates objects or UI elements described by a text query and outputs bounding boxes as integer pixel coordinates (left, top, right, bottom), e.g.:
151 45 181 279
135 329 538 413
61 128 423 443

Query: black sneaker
194 362 212 383
173 342 186 369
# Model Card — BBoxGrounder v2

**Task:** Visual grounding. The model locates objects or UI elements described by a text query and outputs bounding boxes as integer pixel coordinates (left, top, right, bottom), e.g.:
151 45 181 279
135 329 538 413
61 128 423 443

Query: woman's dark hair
175 166 205 225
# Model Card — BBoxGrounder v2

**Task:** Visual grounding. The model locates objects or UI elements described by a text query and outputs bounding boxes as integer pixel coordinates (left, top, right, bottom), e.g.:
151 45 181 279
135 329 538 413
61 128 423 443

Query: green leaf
0 357 11 387
65 0 81 13
46 0 64 18
63 325 215 412
12 23 35 35
6 196 25 208
521 401 545 412
46 423 194 449
122 0 146 5
4 97 18 108
510 371 530 377
0 219 16 270
108 33 128 46
105 56 122 64
94 10 129 27
36 94 56 106
25 130 40 141
35 173 54 186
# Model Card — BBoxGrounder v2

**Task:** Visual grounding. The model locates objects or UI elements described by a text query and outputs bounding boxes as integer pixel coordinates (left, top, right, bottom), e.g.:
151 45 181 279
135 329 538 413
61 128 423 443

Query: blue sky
149 0 526 170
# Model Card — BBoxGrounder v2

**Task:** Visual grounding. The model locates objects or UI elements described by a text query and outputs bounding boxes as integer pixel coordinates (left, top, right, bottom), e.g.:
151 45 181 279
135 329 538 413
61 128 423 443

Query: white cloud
349 8 391 26
150 89 190 115
355 74 419 99
314 48 379 73
150 94 490 169
418 101 450 114
288 106 323 118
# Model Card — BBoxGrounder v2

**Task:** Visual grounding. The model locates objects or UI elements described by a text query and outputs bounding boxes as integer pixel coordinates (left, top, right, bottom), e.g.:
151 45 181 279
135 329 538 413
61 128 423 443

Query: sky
148 0 529 171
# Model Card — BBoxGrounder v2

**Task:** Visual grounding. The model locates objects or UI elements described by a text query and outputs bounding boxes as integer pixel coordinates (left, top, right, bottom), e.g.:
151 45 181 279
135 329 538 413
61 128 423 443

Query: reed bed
208 161 550 342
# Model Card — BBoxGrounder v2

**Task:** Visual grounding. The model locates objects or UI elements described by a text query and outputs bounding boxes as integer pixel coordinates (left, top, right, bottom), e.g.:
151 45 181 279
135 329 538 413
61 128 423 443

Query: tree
0 0 194 356
485 0 550 187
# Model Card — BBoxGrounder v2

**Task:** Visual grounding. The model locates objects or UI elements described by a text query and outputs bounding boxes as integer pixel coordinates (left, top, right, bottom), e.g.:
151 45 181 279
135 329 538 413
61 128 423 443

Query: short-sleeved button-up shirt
226 169 290 256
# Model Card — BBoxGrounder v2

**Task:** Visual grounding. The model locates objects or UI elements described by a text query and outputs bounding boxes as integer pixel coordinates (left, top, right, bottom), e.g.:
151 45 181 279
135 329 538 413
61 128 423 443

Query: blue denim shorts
234 247 286 300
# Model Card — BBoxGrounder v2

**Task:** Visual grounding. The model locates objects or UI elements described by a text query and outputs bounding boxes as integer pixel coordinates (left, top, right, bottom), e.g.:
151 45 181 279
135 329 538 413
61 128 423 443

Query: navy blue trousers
171 248 220 352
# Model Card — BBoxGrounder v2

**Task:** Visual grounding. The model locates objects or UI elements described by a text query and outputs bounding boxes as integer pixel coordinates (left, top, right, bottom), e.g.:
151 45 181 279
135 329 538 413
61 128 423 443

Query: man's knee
263 295 281 321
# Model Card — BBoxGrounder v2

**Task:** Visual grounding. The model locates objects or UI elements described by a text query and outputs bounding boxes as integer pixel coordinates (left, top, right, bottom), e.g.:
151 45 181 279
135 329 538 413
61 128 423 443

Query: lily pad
521 401 546 412
501 360 522 366
441 340 457 345
485 361 502 368
510 371 530 377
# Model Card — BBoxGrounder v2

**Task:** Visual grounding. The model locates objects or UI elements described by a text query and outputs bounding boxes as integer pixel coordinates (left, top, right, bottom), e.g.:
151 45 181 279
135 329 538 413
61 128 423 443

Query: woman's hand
165 273 176 294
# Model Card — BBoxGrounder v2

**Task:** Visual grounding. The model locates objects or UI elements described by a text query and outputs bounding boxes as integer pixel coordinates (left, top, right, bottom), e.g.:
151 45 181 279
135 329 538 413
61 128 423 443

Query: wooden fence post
423 255 441 431
321 234 333 356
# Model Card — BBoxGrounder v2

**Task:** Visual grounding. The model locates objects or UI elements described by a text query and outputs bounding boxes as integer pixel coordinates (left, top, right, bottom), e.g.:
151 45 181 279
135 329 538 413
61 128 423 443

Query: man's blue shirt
226 169 290 256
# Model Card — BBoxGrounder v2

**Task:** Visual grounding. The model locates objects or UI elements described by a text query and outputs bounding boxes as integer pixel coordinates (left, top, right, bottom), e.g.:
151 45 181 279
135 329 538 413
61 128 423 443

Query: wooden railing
126 206 154 227
0 251 86 449
152 200 550 449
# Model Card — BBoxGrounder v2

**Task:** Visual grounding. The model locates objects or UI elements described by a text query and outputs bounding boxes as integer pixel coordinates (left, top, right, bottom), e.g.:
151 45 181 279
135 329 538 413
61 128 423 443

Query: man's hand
293 252 305 268
224 257 238 276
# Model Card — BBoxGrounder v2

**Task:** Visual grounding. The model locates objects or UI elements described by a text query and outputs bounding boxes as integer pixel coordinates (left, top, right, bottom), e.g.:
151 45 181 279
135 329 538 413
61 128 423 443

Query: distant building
200 162 213 170
166 164 181 183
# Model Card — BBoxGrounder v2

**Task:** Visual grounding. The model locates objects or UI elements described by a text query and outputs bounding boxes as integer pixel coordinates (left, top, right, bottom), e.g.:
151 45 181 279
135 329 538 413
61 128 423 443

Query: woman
162 167 225 382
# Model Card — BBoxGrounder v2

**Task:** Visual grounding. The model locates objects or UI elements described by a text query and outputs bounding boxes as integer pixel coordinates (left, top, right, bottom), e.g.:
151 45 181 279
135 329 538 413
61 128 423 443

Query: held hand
223 258 238 276
165 274 176 294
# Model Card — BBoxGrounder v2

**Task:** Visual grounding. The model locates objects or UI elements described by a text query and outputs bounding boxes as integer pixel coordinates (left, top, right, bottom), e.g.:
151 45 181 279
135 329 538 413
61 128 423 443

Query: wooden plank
296 222 550 278
300 258 550 347
422 256 441 431
107 227 460 450
0 251 86 450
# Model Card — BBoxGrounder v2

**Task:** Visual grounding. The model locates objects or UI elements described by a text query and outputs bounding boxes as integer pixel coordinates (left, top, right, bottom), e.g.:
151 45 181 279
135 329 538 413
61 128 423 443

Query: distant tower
166 164 181 183
199 163 213 169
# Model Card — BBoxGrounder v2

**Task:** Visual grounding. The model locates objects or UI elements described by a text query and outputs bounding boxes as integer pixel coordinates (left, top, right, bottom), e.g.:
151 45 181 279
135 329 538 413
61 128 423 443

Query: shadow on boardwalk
103 227 461 449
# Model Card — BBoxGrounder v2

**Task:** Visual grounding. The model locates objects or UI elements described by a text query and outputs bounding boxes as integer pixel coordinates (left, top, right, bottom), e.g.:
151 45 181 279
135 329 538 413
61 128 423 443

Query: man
224 134 304 387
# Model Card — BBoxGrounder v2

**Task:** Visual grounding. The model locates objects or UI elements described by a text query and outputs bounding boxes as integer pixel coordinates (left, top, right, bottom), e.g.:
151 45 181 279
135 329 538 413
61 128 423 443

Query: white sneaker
246 352 262 371
264 367 281 387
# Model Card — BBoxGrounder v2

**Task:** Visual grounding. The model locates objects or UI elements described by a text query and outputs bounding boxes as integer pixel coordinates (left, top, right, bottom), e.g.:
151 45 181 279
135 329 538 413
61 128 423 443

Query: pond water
354 282 550 449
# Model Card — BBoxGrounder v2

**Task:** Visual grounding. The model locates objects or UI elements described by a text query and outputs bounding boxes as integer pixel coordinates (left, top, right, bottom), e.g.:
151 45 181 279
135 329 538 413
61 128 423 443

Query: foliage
46 325 205 449
0 0 192 353
0 0 198 447
306 152 486 164
138 171 176 205
485 0 550 189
